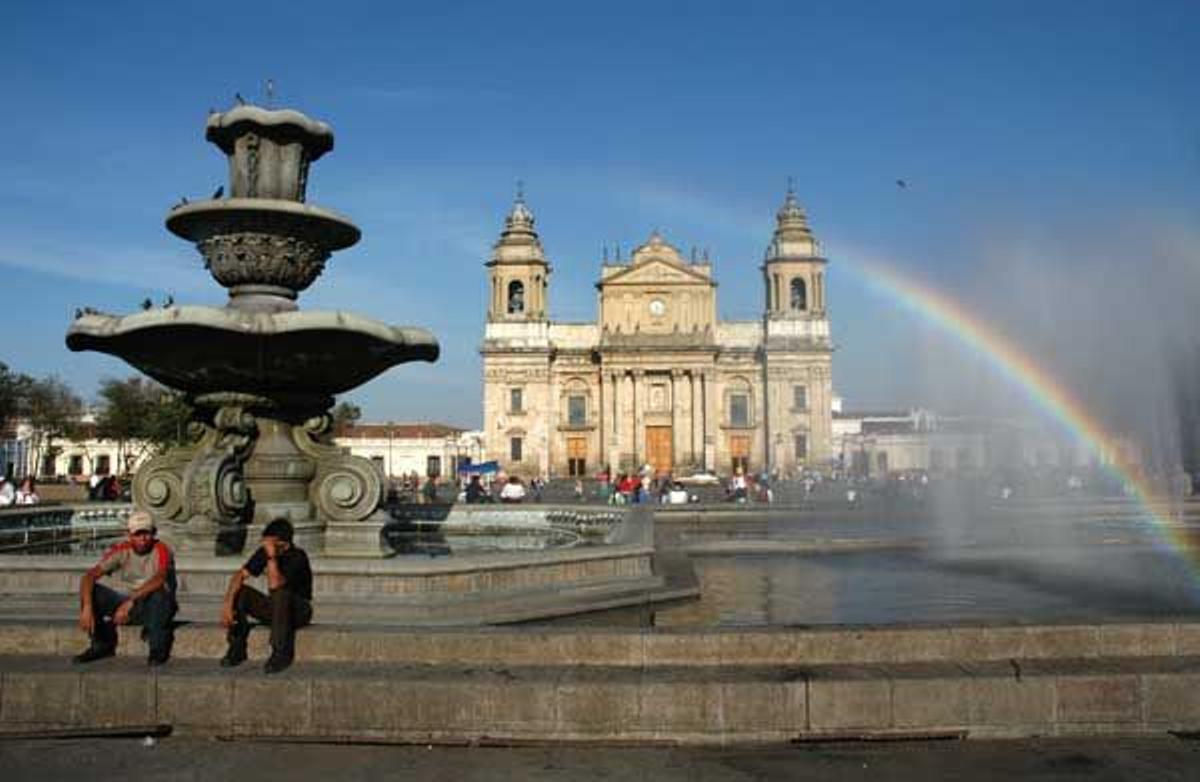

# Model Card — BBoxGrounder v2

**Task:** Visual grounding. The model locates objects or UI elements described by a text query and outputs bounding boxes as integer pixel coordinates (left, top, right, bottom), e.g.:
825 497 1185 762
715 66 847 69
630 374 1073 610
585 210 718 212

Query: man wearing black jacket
219 518 313 674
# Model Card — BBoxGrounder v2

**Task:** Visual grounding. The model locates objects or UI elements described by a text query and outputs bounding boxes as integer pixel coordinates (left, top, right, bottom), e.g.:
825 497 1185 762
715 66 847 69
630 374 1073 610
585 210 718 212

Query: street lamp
386 421 394 479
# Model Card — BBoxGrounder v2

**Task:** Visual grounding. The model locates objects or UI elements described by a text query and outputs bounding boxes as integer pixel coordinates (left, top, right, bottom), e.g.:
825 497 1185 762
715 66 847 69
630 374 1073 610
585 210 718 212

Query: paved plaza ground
1 737 1199 781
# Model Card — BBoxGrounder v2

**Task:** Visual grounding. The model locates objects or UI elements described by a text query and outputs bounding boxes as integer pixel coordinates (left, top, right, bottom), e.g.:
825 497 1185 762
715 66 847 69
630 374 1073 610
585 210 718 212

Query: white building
2 421 141 481
3 419 483 483
833 407 1110 477
332 424 485 479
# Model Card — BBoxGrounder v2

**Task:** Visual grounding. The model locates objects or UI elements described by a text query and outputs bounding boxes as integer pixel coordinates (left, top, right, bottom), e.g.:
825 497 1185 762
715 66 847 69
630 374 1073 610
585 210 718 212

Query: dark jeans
87 583 177 657
228 585 312 658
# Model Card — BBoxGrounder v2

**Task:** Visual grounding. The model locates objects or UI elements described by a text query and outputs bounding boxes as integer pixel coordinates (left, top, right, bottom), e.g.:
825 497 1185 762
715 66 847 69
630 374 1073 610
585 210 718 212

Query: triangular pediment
601 258 713 287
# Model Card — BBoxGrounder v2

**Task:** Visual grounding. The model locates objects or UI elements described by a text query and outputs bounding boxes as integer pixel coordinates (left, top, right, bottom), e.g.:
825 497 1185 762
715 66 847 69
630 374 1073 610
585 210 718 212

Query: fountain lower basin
0 505 687 625
66 306 438 399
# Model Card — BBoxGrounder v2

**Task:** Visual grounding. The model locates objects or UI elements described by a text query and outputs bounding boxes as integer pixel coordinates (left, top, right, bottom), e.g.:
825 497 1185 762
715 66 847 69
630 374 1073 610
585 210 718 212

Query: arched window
507 280 525 314
790 278 806 311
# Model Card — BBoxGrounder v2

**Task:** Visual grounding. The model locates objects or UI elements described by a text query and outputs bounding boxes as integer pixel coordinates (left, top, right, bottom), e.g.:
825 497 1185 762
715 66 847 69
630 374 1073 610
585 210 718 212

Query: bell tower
762 181 827 320
760 182 834 475
481 186 554 480
486 186 550 322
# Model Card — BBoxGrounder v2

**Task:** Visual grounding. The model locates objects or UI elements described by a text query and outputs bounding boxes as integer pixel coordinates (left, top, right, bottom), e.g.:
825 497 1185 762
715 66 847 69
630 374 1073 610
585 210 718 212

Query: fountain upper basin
65 306 438 398
166 198 360 249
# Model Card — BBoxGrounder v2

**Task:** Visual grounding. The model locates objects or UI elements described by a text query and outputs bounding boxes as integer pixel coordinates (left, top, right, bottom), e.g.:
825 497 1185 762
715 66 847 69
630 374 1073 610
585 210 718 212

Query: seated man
219 518 313 674
74 510 177 666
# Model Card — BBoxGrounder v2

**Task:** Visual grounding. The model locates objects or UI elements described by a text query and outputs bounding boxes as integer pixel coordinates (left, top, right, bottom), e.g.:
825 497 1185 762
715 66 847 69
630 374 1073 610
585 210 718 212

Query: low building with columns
481 188 834 478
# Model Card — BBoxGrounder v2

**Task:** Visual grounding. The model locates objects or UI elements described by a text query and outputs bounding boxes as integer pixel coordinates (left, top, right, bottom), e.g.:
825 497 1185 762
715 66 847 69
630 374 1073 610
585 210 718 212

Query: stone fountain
66 104 439 555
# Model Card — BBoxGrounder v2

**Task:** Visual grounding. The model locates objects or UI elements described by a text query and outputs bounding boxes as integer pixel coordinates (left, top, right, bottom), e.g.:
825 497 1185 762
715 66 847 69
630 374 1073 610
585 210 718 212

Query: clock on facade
648 298 666 317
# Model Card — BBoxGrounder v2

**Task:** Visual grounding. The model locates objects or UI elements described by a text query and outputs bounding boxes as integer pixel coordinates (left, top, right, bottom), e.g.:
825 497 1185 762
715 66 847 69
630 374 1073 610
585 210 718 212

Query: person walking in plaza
14 476 39 505
422 475 439 504
219 518 313 674
499 475 526 503
74 510 177 666
465 474 487 503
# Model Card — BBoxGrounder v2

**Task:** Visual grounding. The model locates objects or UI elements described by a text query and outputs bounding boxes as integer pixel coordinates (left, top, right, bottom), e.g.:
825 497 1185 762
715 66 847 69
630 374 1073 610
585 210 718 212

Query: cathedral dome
766 184 821 261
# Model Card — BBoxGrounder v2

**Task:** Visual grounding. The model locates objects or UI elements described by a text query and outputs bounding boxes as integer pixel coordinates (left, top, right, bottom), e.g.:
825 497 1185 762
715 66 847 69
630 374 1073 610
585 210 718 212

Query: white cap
127 511 155 534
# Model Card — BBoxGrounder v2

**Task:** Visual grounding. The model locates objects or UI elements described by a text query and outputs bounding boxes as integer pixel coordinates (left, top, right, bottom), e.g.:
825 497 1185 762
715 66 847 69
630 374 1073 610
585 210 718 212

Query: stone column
613 371 624 469
620 371 633 471
544 369 556 478
703 370 718 471
670 369 684 473
763 369 772 472
632 370 644 469
597 369 606 469
690 371 701 468
609 370 621 471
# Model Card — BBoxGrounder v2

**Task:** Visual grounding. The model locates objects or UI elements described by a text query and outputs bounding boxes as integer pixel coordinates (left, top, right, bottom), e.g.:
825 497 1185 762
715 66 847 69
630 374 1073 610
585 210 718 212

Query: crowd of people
0 475 40 506
87 473 126 502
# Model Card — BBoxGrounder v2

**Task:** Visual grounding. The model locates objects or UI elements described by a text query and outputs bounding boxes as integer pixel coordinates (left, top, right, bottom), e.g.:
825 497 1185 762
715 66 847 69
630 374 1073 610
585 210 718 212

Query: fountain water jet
66 104 438 555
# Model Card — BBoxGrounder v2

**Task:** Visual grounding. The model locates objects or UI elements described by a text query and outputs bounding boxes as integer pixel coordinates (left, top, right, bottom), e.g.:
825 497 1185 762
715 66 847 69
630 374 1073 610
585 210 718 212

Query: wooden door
730 435 751 474
645 426 673 475
567 437 587 477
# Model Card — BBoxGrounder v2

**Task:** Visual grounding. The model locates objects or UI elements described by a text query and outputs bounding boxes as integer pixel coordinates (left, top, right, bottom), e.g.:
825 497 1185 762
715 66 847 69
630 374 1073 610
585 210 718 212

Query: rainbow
839 253 1197 562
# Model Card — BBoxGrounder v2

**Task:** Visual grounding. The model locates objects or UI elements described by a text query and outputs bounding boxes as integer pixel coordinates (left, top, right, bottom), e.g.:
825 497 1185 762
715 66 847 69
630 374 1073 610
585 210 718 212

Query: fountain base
134 395 385 555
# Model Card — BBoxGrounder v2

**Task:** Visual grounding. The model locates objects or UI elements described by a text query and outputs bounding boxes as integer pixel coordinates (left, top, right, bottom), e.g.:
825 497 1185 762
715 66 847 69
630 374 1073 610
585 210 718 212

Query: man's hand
113 599 134 626
220 603 235 628
78 607 94 635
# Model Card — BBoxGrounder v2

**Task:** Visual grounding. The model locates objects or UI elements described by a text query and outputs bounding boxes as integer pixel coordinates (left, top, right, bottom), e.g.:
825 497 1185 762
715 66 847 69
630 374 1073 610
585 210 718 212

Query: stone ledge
1 620 1196 666
3 654 1200 743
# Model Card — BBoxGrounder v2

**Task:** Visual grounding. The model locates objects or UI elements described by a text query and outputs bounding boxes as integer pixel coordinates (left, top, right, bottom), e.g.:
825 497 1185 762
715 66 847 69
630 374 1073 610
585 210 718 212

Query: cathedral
481 187 834 478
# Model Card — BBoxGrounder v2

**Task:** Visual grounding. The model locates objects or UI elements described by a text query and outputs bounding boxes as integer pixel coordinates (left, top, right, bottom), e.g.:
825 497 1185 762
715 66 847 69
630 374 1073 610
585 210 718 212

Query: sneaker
73 645 115 664
220 645 247 668
263 653 292 674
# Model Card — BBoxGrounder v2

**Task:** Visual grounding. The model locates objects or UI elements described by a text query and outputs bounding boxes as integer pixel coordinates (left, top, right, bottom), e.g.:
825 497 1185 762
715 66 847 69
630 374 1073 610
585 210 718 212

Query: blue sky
2 1 1198 429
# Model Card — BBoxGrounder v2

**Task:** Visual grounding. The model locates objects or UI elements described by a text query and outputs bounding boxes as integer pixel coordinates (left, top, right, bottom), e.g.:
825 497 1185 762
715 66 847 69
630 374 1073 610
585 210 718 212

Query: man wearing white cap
74 510 177 666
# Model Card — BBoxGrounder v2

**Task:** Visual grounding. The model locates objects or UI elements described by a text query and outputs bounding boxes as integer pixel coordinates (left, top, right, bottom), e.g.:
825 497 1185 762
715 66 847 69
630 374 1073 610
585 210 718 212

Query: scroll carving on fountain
67 103 439 555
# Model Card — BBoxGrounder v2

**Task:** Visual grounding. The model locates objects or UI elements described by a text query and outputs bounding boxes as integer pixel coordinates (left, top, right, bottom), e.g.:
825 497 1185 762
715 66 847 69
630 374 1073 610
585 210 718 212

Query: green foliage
95 377 194 467
23 376 83 441
16 374 84 474
332 400 362 429
0 362 34 429
144 388 194 450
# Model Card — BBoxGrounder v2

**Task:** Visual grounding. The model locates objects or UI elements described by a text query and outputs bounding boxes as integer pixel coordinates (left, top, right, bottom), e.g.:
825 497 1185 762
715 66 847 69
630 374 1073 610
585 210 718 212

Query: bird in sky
141 298 153 311
896 179 908 189
212 185 224 199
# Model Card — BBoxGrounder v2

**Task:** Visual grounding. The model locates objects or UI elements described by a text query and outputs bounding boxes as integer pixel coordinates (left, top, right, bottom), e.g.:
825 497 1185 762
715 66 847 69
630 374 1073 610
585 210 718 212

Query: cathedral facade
481 188 833 478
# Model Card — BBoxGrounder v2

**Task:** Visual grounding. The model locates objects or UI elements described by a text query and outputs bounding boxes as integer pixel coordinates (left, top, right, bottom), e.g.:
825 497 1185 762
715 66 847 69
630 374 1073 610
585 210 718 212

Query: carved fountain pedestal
67 105 437 555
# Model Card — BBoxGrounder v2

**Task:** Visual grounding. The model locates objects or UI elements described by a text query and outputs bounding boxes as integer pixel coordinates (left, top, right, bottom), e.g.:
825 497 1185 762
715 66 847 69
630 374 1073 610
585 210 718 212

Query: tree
331 401 362 431
96 377 194 473
0 362 33 431
143 388 194 452
23 376 83 476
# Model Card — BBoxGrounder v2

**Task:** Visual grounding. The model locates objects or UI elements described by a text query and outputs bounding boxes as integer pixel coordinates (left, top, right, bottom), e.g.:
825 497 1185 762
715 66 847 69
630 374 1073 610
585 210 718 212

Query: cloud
624 180 765 244
0 237 210 294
